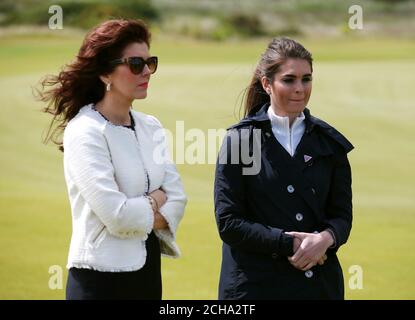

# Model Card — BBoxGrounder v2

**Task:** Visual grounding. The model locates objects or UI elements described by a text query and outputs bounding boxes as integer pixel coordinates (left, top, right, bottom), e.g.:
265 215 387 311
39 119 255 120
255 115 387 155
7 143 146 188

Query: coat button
271 253 279 259
287 185 295 193
311 188 316 195
313 230 319 234
265 132 272 138
305 270 314 278
295 213 303 221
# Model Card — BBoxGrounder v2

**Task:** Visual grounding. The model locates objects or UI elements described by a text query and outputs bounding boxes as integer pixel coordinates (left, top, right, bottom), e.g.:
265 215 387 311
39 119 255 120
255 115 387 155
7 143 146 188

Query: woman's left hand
153 212 169 230
285 231 334 271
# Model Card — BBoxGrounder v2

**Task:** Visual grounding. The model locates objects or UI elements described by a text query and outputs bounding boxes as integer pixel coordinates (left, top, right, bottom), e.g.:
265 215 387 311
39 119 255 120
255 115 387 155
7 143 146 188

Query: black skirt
66 231 162 300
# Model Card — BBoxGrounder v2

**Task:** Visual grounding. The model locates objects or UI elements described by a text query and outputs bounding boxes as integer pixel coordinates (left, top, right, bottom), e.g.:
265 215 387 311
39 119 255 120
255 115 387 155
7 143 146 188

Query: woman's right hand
149 189 167 209
290 233 328 269
293 236 302 254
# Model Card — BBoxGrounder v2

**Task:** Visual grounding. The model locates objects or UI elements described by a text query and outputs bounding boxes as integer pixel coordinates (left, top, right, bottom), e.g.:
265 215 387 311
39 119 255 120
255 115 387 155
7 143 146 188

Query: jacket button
313 230 319 234
311 188 316 195
295 213 303 221
271 253 279 259
265 132 272 138
305 270 314 278
287 185 295 193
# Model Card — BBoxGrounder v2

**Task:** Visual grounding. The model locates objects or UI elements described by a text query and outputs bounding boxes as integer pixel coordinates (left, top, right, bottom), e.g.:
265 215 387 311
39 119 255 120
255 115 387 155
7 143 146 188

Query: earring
266 90 271 95
106 83 111 91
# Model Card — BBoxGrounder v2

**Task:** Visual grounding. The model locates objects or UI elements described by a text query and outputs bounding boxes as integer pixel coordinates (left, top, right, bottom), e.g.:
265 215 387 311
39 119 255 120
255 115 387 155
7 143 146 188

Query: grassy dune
0 32 414 299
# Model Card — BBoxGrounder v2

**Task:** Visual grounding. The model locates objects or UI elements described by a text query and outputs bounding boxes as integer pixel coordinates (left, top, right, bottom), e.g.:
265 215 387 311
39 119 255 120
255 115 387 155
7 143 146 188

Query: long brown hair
244 37 313 117
36 19 151 151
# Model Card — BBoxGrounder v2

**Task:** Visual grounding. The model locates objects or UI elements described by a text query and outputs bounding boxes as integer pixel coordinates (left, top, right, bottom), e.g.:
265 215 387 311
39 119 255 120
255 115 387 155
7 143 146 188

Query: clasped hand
285 231 334 271
148 189 169 230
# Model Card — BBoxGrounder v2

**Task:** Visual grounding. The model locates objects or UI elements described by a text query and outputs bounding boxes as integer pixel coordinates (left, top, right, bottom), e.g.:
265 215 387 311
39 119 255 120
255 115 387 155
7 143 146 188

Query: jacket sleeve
324 151 353 251
214 130 294 256
153 127 187 247
64 126 154 240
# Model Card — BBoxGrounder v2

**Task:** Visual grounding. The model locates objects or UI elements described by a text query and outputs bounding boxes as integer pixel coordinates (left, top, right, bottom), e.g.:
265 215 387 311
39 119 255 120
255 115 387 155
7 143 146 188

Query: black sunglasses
110 56 158 75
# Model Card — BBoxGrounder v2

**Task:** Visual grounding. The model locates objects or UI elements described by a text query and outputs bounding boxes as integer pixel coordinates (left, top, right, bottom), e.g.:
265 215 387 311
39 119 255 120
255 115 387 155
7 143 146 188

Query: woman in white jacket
38 19 187 299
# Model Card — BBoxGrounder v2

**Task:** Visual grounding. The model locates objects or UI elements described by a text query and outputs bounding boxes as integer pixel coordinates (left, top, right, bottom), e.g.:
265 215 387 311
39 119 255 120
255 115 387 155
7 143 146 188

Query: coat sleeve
154 126 187 245
324 151 353 251
214 130 294 256
64 126 154 240
146 116 187 257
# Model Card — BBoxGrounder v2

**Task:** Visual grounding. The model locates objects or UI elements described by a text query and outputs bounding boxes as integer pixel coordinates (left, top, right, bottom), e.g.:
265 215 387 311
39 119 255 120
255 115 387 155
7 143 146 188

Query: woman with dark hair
38 19 187 300
214 37 353 299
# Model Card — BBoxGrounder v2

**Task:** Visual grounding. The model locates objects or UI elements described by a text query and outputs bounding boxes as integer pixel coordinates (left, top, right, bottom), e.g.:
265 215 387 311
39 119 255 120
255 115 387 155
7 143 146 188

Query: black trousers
66 231 161 300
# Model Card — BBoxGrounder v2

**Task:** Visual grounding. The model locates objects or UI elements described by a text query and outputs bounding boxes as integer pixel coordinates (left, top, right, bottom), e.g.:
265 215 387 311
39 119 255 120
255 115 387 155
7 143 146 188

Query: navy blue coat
214 104 353 300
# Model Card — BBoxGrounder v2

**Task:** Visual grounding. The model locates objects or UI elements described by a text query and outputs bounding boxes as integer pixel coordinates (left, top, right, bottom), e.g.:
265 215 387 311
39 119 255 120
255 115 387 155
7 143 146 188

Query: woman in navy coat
214 38 353 300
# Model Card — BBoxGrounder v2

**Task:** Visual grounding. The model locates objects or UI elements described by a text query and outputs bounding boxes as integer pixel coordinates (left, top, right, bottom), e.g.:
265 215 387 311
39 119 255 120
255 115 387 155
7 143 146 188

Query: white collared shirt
267 107 306 157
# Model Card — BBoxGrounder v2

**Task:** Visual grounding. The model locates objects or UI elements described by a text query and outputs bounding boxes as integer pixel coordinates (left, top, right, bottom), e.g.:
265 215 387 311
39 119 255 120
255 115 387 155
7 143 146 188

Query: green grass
0 32 414 299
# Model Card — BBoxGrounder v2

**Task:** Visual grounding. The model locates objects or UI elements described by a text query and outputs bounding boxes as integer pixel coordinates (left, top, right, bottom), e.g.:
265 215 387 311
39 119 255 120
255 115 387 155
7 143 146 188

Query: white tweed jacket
63 104 187 272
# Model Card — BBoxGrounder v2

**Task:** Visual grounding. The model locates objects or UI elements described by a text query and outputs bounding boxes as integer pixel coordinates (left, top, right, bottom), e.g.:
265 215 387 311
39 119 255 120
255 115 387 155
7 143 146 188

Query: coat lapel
261 125 320 218
259 118 335 220
294 128 334 172
259 127 301 225
236 103 337 221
